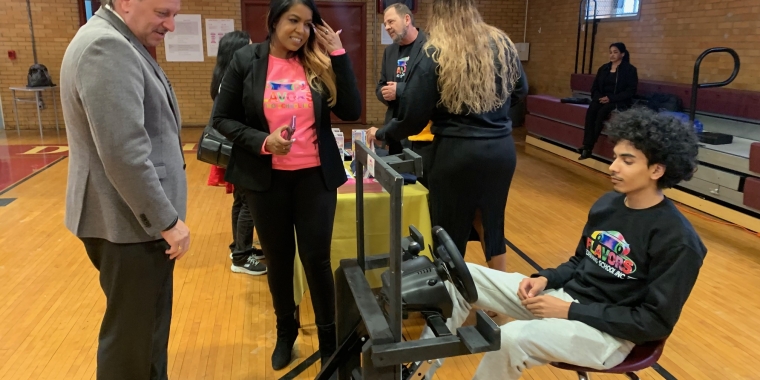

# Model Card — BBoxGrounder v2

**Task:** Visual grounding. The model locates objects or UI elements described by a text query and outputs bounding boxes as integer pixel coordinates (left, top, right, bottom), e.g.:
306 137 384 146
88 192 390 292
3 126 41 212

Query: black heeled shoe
272 314 299 370
578 149 592 160
316 323 338 379
317 322 337 366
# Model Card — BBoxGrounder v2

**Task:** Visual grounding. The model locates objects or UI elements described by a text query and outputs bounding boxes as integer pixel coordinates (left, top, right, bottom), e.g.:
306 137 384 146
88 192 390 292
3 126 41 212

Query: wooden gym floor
0 127 758 379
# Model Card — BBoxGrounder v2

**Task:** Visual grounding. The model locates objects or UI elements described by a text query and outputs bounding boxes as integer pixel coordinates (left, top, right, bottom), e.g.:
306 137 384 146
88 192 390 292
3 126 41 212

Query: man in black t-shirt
422 108 707 380
376 3 427 155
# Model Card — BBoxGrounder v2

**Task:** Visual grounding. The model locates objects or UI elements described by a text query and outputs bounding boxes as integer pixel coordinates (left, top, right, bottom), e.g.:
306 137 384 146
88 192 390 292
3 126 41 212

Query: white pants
421 263 635 380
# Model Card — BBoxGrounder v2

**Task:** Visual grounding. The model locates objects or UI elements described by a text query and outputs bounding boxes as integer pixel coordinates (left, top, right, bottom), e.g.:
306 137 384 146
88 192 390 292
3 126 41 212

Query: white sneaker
231 254 267 276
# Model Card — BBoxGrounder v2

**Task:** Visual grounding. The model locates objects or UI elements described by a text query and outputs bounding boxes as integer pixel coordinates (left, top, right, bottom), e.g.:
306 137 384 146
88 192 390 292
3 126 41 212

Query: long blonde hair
300 37 337 107
425 0 521 114
267 0 338 106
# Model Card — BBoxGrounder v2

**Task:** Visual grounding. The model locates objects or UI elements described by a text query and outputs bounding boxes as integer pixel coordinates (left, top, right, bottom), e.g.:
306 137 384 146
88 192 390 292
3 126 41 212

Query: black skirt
427 134 517 261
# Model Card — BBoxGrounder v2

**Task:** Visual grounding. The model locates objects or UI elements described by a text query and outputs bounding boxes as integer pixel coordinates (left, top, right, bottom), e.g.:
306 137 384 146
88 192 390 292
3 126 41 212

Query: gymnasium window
585 0 640 21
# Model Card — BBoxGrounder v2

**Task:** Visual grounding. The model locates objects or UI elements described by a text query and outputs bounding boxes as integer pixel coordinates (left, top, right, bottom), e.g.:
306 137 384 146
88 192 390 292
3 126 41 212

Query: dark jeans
230 186 255 263
244 167 337 326
582 100 617 150
80 237 175 380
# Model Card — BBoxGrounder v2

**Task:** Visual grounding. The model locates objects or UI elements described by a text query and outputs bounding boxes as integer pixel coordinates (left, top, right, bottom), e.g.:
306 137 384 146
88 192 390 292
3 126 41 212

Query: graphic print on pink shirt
263 55 320 170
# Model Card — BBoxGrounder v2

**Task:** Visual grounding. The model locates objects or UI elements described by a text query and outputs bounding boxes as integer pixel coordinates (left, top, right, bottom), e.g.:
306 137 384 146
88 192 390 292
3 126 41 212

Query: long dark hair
610 42 630 63
267 0 337 106
210 30 251 100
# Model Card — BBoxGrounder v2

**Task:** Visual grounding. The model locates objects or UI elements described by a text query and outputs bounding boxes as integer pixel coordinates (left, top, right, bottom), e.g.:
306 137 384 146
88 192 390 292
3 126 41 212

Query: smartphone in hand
283 115 296 140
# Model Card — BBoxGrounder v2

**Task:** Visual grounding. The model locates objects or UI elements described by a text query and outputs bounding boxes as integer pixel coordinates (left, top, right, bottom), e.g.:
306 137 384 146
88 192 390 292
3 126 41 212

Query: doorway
241 0 367 124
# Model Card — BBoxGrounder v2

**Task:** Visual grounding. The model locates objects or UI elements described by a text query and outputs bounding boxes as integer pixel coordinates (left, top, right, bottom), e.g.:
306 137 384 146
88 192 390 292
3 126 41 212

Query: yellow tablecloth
293 164 432 305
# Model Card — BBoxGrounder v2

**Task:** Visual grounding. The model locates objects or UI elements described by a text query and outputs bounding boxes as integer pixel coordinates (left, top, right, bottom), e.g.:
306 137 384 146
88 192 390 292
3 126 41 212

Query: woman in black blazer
580 42 638 159
211 0 361 370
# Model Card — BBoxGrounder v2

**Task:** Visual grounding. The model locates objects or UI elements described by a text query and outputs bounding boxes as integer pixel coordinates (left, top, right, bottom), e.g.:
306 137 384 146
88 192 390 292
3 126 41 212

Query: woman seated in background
579 42 638 160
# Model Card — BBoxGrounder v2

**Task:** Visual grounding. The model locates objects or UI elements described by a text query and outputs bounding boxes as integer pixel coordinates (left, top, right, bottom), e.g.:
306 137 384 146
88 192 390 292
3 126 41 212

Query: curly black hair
606 107 700 189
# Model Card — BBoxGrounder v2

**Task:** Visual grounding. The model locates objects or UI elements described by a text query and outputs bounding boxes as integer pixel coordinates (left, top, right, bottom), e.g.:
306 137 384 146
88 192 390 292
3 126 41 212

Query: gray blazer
60 8 187 244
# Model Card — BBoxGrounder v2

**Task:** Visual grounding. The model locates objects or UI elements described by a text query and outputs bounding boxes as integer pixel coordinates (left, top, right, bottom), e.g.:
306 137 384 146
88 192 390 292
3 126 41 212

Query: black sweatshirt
535 192 706 345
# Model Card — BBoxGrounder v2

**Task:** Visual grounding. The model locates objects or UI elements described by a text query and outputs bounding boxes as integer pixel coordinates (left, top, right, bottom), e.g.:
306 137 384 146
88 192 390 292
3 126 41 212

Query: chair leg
625 372 640 380
577 371 590 380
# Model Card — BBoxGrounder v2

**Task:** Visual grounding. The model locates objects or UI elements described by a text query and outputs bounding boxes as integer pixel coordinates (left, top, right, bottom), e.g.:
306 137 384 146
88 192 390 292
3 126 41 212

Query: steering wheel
431 226 478 304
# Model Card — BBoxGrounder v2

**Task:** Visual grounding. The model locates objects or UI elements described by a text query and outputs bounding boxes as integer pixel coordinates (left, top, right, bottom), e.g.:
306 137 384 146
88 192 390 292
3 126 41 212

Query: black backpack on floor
645 93 683 112
27 63 54 87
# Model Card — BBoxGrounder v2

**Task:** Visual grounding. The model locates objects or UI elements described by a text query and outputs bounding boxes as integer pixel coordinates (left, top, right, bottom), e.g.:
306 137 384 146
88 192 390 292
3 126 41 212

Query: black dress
376 48 528 260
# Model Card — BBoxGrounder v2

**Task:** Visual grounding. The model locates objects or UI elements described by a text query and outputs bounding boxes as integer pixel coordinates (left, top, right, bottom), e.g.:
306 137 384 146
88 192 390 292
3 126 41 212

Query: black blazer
211 42 361 192
375 29 427 124
375 29 427 154
590 61 638 107
376 47 529 142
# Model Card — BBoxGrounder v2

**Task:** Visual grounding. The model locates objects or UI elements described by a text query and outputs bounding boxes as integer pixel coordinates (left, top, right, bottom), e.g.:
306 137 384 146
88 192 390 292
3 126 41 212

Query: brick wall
0 0 79 131
523 0 760 98
3 0 759 130
0 0 523 130
155 0 243 127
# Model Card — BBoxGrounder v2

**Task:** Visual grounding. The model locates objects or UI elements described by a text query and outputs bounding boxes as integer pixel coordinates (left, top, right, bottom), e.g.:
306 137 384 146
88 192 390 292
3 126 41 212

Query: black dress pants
582 101 617 150
244 167 338 326
81 237 175 380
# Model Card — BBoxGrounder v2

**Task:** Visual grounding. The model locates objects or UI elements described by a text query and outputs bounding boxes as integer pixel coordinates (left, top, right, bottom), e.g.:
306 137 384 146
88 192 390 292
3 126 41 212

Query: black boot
272 314 299 370
316 322 337 367
579 149 592 160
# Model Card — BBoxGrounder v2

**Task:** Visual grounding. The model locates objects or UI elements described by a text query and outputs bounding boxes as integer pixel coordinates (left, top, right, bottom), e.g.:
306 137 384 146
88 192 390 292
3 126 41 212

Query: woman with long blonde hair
212 0 361 371
369 0 528 271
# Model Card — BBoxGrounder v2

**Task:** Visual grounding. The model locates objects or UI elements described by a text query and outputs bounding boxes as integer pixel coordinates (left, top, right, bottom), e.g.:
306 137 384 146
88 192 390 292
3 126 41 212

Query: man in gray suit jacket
60 0 188 378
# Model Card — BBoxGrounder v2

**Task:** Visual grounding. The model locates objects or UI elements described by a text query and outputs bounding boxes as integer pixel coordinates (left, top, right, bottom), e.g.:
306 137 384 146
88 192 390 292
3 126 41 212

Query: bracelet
330 48 346 56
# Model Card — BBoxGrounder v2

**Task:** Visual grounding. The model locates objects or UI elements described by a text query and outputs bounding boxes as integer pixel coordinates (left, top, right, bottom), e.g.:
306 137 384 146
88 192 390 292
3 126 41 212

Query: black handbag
196 100 233 168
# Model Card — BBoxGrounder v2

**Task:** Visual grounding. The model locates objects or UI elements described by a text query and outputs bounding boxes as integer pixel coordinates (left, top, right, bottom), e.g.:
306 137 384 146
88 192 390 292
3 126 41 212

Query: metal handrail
575 0 597 74
689 48 740 122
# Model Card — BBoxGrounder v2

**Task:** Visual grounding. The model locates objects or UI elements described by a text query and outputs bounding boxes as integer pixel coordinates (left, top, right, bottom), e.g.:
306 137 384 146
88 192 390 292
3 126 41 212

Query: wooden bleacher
525 74 760 232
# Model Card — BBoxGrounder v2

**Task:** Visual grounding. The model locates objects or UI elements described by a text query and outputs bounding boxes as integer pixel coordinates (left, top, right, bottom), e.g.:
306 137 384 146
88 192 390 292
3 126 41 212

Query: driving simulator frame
316 142 501 380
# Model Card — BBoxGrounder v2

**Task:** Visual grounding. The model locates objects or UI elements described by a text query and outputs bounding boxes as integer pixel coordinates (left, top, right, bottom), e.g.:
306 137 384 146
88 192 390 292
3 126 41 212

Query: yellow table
293 165 432 306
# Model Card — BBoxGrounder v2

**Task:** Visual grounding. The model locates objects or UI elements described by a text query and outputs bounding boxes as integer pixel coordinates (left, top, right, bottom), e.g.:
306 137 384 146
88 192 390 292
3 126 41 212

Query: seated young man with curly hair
422 107 707 380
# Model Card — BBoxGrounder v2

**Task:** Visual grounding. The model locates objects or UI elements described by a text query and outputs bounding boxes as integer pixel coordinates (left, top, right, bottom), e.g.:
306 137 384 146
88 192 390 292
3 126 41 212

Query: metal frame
572 371 640 380
689 48 740 122
575 0 598 74
318 142 500 380
354 142 422 342
9 86 60 137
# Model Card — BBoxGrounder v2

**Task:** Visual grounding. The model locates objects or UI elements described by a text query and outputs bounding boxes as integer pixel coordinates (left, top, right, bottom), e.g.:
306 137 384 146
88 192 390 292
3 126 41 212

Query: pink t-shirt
263 55 320 170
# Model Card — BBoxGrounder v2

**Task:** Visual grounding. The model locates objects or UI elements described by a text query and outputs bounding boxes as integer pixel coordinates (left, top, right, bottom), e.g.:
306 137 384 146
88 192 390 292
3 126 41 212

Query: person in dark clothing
368 0 528 272
580 42 638 160
211 0 361 371
376 3 430 163
420 107 706 380
209 30 267 276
